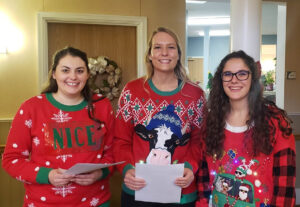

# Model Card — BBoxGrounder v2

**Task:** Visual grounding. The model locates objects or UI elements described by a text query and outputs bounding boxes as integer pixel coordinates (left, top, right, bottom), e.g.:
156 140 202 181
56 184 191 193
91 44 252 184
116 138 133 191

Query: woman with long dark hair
196 50 295 207
2 46 114 207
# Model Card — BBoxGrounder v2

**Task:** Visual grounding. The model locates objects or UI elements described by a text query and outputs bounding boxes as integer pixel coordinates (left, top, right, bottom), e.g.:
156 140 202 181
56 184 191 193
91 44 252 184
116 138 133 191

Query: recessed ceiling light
198 30 230 36
188 16 230 25
186 0 207 4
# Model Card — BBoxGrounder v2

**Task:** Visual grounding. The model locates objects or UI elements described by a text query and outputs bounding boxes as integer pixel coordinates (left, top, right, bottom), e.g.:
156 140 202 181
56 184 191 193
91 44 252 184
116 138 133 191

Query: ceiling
186 0 279 37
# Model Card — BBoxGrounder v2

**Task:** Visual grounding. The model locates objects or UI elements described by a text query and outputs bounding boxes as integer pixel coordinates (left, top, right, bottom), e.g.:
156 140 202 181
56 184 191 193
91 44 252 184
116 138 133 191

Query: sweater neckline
225 122 248 133
148 79 183 96
46 93 88 111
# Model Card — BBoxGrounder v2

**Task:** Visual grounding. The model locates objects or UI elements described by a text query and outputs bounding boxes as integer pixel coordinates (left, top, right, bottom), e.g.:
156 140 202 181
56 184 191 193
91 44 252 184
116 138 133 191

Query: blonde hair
145 27 189 83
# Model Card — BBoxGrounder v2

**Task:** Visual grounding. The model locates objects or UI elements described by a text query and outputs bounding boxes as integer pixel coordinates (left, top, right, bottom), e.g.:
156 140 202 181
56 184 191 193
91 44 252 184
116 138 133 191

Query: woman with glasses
196 50 295 207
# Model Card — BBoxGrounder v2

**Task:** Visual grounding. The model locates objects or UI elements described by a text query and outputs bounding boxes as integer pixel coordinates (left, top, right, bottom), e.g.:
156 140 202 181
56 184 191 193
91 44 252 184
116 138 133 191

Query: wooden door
188 57 204 88
47 23 137 110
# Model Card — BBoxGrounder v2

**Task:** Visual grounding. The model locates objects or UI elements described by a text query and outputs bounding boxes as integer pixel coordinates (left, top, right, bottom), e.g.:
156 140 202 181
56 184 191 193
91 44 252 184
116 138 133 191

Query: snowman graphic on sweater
235 157 262 188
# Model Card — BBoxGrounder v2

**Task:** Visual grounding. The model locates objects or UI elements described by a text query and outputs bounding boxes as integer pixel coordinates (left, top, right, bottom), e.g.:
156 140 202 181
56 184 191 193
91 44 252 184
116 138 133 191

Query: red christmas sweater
2 93 114 207
196 120 296 207
113 78 206 204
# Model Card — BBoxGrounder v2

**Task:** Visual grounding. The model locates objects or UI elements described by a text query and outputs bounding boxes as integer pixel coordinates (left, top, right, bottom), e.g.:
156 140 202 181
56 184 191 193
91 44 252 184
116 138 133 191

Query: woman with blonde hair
114 27 207 206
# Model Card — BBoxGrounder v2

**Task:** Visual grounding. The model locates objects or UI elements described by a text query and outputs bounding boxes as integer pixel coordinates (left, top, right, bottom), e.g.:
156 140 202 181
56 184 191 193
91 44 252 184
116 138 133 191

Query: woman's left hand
175 168 194 188
71 169 103 186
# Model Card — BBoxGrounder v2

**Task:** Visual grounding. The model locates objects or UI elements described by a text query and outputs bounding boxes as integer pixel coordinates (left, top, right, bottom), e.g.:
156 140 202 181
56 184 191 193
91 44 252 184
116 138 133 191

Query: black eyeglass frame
221 70 251 82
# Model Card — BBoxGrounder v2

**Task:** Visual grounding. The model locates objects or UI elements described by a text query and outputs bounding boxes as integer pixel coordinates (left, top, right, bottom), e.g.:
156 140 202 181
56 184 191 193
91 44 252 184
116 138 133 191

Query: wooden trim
295 134 300 141
0 144 5 156
37 12 147 91
0 118 13 122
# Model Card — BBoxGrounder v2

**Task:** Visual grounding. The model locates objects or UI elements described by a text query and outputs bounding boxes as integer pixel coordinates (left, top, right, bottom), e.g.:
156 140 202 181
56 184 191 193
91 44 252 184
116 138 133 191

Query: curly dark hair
205 50 292 159
42 46 104 127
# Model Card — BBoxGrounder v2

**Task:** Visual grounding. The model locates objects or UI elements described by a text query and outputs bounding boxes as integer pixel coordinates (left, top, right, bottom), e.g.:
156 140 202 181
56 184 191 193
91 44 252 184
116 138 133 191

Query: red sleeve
184 94 206 173
113 85 135 174
186 124 203 172
98 98 115 165
2 100 40 184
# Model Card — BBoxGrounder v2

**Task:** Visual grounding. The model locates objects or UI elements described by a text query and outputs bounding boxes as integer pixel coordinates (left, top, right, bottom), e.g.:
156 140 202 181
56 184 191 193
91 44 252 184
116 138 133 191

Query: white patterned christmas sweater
114 78 206 203
2 93 114 207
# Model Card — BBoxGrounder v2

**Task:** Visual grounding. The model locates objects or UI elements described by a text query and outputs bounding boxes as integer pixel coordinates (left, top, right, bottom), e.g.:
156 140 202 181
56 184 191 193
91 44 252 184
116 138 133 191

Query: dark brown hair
205 50 292 159
42 46 104 127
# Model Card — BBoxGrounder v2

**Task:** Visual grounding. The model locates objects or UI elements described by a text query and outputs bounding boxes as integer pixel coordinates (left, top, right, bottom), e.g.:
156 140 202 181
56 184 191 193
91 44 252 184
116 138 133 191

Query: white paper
135 163 184 203
64 161 124 175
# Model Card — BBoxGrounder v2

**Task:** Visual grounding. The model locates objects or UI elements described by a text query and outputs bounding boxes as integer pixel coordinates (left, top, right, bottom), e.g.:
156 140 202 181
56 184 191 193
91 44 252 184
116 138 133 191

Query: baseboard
296 188 300 205
288 112 300 116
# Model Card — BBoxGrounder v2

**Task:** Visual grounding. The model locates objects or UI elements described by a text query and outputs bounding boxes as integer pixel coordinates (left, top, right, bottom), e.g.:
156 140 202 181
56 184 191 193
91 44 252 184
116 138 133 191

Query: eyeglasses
221 70 251 82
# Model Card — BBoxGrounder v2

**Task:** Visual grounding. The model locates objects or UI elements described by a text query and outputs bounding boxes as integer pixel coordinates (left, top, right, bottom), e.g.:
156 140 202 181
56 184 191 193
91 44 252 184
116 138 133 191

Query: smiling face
222 58 252 103
149 32 179 74
52 54 89 100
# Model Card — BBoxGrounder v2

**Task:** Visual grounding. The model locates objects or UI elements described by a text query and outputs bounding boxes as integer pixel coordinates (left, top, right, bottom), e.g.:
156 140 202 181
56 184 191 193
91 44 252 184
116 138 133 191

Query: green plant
264 70 275 85
206 72 213 90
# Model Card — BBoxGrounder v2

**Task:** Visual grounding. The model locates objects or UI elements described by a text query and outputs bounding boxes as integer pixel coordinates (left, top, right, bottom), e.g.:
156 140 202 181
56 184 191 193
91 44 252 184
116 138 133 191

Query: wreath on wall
88 56 122 100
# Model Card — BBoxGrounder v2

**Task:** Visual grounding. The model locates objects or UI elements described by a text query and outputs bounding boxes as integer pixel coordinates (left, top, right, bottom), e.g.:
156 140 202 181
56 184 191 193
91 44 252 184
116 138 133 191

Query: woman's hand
124 169 146 191
49 168 74 187
175 168 194 188
71 169 103 186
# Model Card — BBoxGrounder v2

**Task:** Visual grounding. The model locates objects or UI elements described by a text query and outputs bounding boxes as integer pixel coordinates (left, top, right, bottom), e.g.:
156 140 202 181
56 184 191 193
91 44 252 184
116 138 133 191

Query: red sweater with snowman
2 93 114 207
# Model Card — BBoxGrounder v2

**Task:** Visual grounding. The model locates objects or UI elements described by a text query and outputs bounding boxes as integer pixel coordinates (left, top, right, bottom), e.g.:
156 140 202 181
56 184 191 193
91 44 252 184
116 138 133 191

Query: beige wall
0 0 43 118
0 0 186 118
263 0 300 113
284 0 300 113
141 0 186 51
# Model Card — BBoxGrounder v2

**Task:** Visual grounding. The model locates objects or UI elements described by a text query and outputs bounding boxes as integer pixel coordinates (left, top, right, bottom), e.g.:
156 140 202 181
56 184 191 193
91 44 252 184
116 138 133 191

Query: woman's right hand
48 168 75 187
124 169 146 191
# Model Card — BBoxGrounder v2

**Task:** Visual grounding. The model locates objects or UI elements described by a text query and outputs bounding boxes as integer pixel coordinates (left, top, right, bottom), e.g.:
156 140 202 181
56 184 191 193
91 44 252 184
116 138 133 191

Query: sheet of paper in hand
64 161 124 175
135 163 184 203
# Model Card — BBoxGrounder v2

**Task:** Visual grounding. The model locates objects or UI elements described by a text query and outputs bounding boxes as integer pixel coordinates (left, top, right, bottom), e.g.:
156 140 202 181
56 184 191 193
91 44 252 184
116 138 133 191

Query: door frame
275 3 286 109
37 12 147 91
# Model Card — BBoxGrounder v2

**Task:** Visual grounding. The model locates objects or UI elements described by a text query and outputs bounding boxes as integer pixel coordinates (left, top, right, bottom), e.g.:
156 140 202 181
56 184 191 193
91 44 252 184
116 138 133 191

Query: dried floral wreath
88 56 122 100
